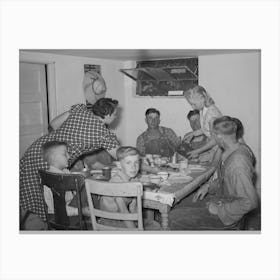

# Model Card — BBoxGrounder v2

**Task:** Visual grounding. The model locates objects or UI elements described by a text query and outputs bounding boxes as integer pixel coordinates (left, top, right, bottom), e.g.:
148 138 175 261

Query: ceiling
22 49 259 61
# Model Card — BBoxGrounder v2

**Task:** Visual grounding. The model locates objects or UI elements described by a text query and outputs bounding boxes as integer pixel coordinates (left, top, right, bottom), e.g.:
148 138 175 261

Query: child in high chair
42 141 79 216
100 146 161 229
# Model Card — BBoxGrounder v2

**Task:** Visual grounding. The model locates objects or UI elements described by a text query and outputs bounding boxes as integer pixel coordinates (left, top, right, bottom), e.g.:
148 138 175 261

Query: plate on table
188 165 206 172
168 173 193 184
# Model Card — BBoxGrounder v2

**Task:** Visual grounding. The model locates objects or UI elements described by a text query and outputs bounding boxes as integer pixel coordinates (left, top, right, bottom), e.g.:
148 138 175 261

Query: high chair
39 170 88 230
85 179 144 231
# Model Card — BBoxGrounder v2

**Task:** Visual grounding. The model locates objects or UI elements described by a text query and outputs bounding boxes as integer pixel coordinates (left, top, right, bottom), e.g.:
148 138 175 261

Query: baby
42 141 78 216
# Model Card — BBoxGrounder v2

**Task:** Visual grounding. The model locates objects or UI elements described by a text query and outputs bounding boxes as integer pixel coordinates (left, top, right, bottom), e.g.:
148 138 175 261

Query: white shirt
200 104 222 138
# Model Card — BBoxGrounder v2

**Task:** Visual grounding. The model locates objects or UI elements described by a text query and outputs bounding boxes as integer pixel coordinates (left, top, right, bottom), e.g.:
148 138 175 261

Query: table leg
159 205 170 230
145 209 155 220
142 199 170 230
160 212 169 230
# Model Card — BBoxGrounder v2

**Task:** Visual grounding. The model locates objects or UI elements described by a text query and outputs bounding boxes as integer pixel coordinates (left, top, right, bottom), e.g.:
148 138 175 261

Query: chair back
85 179 144 231
39 170 86 230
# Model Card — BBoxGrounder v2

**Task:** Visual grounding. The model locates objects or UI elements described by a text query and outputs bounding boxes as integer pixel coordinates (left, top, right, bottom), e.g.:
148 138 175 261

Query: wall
19 51 126 142
122 61 190 145
123 52 261 191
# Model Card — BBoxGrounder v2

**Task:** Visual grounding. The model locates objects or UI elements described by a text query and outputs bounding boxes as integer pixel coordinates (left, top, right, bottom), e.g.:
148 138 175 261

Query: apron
143 128 175 157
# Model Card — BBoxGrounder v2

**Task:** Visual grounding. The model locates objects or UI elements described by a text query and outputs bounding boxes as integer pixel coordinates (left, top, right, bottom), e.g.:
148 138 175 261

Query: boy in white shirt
42 141 78 216
100 146 161 230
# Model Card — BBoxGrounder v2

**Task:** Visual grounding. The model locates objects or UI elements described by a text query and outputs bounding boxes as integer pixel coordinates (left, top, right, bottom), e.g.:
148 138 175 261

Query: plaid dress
20 104 119 221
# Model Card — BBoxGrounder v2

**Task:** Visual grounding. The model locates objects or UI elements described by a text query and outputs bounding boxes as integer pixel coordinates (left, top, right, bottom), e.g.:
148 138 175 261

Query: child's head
116 146 140 179
42 141 70 169
187 109 201 131
184 85 215 110
212 116 238 148
231 117 244 140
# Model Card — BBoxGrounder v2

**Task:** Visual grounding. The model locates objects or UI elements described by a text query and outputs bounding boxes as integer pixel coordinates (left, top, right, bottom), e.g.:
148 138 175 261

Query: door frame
19 59 58 121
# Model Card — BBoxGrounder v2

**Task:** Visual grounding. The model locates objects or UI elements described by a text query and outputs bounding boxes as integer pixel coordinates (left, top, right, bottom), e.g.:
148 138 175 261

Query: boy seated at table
177 109 214 163
42 140 85 216
100 146 161 229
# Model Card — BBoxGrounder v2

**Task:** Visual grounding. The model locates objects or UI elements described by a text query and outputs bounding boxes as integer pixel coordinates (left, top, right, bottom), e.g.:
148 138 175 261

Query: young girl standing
184 85 222 160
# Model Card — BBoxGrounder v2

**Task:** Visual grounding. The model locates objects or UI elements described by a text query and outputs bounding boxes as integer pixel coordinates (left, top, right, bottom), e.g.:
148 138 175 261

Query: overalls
143 128 175 157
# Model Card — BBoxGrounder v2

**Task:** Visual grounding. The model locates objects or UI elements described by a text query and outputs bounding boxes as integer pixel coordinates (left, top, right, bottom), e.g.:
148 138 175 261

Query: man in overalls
177 109 209 158
136 108 181 158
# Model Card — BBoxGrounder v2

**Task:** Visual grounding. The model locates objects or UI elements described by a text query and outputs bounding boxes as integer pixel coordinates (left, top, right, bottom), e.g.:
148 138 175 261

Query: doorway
19 62 49 157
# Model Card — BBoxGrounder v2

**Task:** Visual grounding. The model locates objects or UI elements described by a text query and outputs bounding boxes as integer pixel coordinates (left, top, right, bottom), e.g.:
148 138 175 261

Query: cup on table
149 175 162 185
157 171 169 181
102 167 111 180
179 159 189 174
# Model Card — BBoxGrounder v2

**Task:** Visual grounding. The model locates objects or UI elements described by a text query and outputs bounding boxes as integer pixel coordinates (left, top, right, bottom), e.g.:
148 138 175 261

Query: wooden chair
85 179 144 231
39 170 88 230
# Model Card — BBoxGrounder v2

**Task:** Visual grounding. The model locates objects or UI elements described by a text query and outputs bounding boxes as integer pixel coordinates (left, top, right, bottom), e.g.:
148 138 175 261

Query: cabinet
120 58 198 96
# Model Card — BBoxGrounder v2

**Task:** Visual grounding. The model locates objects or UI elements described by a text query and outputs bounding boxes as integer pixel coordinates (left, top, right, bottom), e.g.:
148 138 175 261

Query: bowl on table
90 169 105 180
142 182 160 192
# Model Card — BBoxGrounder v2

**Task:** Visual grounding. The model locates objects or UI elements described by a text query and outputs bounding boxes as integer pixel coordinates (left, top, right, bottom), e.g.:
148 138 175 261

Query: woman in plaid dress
20 98 120 229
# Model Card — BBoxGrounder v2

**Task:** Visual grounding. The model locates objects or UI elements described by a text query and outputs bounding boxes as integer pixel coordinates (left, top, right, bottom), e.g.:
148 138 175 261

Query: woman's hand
187 150 199 159
192 183 209 202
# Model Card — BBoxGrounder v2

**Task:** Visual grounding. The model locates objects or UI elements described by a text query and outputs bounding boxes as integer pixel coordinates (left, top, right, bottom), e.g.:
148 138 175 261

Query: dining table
141 163 217 230
87 161 218 231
